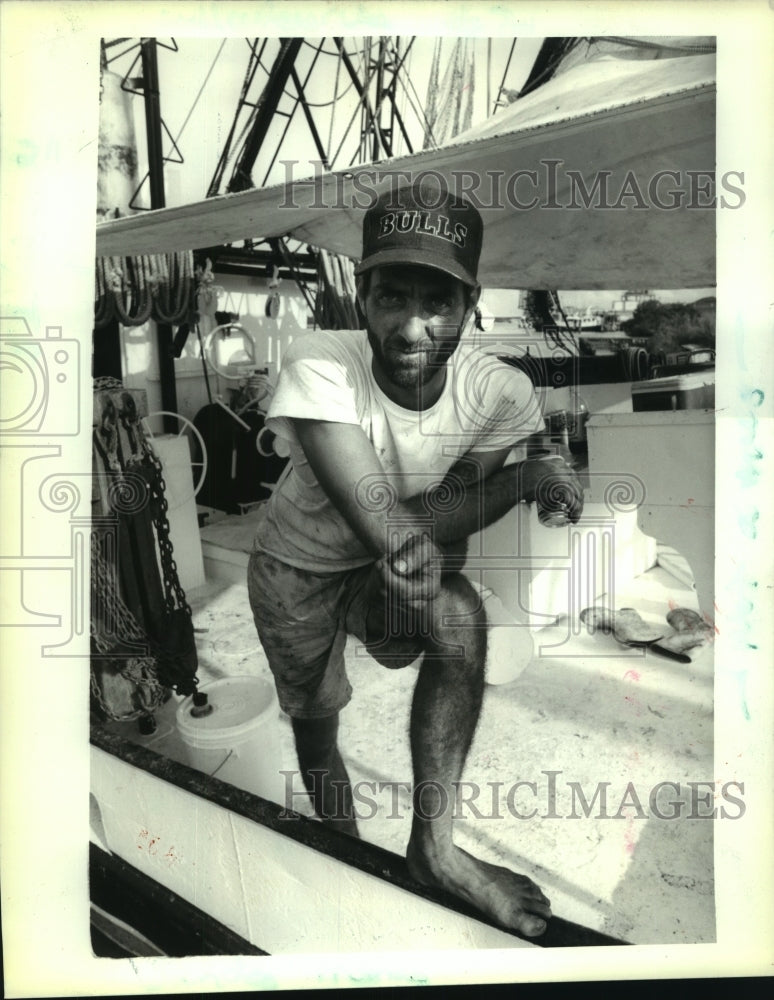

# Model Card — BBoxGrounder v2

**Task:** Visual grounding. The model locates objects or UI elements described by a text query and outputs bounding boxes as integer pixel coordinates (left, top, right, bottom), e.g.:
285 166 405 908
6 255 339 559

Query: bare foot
406 839 552 937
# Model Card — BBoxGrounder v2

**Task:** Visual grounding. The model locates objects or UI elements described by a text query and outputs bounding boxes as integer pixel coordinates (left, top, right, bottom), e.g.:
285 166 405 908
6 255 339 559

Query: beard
367 327 460 390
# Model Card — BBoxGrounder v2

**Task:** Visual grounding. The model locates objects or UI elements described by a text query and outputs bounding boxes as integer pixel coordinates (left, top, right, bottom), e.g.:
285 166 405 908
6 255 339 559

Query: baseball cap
354 176 483 287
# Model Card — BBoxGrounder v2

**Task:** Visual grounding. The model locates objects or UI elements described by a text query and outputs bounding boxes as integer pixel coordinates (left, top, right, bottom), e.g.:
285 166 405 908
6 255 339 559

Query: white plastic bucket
465 579 535 685
176 676 284 804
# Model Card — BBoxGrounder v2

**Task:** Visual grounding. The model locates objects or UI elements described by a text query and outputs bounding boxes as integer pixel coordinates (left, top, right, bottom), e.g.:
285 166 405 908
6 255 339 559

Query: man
248 178 583 938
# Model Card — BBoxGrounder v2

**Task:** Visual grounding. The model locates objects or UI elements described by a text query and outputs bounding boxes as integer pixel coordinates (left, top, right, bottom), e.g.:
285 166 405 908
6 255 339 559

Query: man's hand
371 531 443 612
518 456 584 524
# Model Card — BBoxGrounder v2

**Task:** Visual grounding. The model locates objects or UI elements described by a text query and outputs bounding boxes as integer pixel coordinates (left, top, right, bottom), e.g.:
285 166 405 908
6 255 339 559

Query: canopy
95 52 716 289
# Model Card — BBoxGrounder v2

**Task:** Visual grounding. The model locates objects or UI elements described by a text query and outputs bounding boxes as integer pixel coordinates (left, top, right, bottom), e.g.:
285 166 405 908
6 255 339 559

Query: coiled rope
94 251 195 328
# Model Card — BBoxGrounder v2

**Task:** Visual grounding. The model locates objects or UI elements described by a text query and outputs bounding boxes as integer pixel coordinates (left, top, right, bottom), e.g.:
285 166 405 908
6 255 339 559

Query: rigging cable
170 38 227 149
397 46 440 149
546 290 579 356
282 38 363 107
328 38 384 167
251 36 367 104
259 38 329 185
367 36 391 161
598 36 716 54
355 36 417 160
520 37 584 97
396 43 413 156
493 38 518 115
326 41 344 160
487 38 492 120
229 38 366 188
207 37 268 196
255 36 366 107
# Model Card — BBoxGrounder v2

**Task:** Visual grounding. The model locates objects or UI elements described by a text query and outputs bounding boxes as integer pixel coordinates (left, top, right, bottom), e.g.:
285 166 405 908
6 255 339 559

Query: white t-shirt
255 328 543 571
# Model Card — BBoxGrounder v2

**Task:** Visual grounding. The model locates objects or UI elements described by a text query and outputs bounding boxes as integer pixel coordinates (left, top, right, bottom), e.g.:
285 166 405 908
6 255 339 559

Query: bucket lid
176 676 276 744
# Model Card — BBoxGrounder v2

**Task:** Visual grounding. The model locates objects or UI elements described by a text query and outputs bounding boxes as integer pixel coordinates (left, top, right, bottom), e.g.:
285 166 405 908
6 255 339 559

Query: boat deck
123 528 714 947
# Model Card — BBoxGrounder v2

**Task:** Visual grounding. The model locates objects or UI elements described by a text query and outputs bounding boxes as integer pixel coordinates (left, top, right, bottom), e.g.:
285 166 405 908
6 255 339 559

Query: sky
105 36 544 207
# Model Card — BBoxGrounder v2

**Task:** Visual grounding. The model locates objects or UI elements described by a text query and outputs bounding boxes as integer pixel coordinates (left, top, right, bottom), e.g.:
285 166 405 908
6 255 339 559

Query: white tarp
95 53 716 289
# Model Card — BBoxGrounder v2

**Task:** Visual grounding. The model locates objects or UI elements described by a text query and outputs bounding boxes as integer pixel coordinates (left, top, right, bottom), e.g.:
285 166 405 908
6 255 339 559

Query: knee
428 573 487 662
363 573 485 669
439 537 469 577
434 572 485 622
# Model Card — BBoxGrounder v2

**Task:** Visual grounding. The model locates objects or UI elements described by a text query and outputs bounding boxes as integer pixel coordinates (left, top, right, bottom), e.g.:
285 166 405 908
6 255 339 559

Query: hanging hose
195 322 213 405
146 252 194 326
94 258 116 328
112 254 153 326
94 251 195 328
201 322 257 380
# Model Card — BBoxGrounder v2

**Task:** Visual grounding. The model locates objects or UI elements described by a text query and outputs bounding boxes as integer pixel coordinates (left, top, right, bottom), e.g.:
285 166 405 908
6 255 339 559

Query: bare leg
395 573 551 937
291 713 359 837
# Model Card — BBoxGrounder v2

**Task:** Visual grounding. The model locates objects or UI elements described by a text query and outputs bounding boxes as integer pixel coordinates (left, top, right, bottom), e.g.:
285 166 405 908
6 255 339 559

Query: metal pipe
140 38 177 430
139 39 165 210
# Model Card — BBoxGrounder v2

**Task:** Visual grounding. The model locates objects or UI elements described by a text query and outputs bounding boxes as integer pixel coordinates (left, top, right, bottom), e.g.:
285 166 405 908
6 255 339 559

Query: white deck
100 529 714 949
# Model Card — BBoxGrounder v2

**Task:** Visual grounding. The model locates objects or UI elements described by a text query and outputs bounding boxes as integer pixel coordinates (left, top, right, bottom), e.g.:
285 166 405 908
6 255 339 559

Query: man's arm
292 418 582 591
402 448 583 545
293 418 442 603
293 418 420 556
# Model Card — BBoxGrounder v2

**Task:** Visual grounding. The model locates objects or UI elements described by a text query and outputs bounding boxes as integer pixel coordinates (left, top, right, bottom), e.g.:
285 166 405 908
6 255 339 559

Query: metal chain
91 377 199 713
89 664 166 722
135 421 193 618
93 375 125 392
129 413 198 695
90 530 167 721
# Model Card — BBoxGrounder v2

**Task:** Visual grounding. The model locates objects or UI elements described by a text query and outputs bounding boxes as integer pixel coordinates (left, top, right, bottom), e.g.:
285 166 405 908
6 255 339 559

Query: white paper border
1 1 772 994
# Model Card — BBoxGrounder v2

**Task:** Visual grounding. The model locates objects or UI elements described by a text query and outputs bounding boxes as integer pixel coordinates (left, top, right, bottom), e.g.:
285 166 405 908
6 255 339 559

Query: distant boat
551 308 605 332
605 290 657 328
573 312 604 332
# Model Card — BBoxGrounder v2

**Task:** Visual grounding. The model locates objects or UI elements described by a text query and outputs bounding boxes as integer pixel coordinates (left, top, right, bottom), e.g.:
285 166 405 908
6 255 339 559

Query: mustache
388 343 435 354
386 333 461 354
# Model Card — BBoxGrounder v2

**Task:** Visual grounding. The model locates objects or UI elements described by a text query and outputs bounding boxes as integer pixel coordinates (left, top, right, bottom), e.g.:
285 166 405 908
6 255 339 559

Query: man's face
359 265 476 393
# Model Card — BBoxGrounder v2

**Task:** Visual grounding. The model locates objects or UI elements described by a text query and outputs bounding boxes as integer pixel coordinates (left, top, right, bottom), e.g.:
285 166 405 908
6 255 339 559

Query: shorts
247 548 375 719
